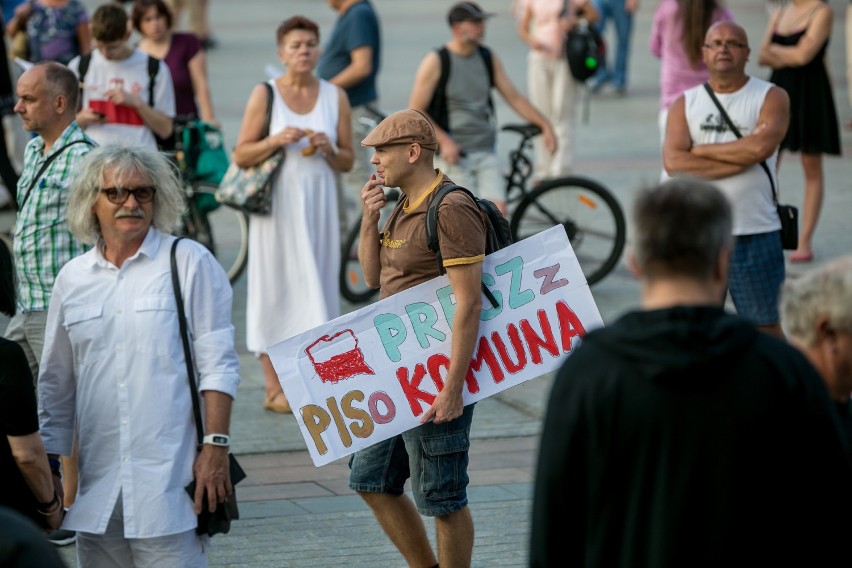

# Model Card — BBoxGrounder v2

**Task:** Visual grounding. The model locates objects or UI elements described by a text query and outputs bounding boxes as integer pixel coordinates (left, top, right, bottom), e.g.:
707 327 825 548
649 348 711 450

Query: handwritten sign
268 226 604 466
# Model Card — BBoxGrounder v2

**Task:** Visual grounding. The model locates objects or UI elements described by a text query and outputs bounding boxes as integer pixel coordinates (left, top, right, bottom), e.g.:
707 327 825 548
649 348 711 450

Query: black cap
447 1 495 25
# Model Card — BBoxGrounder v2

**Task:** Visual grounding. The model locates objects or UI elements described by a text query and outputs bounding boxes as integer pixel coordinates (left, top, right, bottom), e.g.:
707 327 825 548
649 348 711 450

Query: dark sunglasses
99 186 156 205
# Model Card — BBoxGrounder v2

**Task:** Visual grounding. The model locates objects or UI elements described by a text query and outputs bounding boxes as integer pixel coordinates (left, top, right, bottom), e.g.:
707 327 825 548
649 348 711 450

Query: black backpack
425 45 495 134
565 21 606 82
425 184 512 309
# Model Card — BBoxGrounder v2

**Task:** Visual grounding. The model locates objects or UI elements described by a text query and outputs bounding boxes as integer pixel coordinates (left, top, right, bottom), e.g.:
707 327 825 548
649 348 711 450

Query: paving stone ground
0 0 848 565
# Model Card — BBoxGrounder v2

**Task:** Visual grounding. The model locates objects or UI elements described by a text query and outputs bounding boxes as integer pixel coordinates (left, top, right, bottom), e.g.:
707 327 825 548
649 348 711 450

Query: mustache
114 209 145 219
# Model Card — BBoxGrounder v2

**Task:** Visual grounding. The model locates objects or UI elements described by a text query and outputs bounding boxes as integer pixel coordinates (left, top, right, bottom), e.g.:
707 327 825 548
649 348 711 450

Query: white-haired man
38 145 238 565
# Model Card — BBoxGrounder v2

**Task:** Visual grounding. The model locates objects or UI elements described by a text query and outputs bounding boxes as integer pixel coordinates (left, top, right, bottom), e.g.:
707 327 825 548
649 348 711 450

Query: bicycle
503 123 626 285
339 123 626 303
170 120 250 284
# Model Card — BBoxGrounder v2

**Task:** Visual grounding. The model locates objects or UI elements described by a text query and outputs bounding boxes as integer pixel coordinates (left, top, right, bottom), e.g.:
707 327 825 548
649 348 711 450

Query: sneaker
46 528 76 546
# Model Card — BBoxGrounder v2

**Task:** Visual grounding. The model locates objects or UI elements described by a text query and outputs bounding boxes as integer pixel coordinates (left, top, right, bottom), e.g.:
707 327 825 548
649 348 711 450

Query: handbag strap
19 140 93 210
702 83 778 205
261 82 274 138
170 237 205 450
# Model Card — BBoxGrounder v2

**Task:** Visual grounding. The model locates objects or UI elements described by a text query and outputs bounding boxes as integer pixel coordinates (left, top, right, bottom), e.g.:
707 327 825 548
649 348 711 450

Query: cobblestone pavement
0 0 847 565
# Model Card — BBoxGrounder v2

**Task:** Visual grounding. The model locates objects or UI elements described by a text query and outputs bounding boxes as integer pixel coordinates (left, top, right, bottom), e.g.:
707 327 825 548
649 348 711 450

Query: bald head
705 21 748 46
14 62 79 141
702 21 751 83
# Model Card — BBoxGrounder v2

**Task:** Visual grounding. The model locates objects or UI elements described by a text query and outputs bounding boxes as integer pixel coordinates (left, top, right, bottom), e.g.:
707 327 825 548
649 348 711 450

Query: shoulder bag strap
702 83 778 204
262 82 274 138
170 237 205 450
19 139 93 211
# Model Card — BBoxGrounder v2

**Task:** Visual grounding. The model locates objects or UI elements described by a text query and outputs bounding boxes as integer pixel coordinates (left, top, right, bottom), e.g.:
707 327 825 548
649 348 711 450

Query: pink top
649 0 734 109
518 0 566 59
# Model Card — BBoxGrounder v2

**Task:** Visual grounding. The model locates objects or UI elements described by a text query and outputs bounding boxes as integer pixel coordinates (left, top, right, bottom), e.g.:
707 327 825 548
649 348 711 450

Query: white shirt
683 77 781 236
38 229 239 538
68 48 176 151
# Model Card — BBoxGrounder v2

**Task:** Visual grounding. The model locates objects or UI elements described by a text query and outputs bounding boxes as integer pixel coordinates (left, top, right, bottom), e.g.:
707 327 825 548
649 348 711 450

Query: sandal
263 392 292 414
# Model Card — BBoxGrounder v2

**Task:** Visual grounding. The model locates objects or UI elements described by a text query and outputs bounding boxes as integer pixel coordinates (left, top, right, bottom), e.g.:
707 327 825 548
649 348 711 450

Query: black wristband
36 491 61 515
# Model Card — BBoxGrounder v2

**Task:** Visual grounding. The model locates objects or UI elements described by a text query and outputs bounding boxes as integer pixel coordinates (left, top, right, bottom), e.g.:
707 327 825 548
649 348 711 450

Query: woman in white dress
232 16 353 413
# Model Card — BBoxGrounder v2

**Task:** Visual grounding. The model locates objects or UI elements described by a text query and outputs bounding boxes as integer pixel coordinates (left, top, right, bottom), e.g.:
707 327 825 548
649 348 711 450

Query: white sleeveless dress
246 79 341 354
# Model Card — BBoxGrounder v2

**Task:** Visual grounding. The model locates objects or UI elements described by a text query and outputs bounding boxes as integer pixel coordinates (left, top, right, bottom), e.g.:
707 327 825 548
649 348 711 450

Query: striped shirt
14 122 95 312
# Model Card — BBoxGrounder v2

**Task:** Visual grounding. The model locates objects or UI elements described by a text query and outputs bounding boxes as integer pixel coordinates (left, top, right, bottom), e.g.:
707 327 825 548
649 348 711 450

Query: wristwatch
202 433 230 447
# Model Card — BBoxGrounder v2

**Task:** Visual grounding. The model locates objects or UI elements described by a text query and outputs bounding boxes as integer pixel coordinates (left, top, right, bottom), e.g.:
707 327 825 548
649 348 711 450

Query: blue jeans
592 0 633 89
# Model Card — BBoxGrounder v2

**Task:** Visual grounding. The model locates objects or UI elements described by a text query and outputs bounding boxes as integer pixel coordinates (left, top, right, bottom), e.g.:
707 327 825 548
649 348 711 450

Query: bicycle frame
501 124 540 211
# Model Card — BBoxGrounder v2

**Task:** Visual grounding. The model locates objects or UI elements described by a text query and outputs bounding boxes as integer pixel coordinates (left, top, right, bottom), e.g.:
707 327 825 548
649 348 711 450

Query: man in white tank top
663 21 790 338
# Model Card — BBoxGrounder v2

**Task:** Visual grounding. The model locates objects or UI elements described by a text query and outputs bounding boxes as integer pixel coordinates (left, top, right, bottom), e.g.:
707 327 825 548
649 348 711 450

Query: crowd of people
0 0 850 567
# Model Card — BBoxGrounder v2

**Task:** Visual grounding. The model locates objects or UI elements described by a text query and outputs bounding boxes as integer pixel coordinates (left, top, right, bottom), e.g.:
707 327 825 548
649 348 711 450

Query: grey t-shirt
445 50 496 152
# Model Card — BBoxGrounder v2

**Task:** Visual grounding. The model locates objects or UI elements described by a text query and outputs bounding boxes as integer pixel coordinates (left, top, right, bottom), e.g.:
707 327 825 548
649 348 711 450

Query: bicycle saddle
501 123 542 138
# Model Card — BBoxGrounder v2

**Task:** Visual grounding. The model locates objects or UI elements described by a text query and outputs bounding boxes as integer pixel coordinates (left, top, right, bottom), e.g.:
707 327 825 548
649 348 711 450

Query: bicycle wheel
184 181 250 284
510 176 626 285
339 219 380 304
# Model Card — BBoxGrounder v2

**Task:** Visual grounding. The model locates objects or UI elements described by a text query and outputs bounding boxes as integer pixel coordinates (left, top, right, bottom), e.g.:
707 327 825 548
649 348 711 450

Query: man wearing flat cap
409 1 557 214
352 108 485 567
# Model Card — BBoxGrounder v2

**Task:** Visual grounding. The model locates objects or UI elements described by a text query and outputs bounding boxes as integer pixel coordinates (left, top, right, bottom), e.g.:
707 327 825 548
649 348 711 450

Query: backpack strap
77 52 91 104
146 55 159 108
478 45 495 88
426 47 452 133
425 183 500 309
478 45 495 118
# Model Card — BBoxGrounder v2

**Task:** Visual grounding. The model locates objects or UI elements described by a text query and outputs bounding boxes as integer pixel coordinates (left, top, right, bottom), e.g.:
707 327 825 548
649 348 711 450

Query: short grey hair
780 257 852 346
67 144 185 245
632 177 733 281
34 61 79 112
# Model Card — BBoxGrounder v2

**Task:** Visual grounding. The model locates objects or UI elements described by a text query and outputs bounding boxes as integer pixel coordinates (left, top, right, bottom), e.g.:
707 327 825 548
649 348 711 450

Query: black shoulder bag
702 83 799 250
170 238 246 537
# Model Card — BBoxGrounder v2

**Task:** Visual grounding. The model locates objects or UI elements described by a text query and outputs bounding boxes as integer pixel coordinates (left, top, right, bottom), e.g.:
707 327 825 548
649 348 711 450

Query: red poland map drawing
306 329 375 383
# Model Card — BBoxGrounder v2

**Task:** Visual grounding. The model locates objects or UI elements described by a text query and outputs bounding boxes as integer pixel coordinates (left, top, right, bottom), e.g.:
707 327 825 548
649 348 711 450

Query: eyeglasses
703 40 748 51
99 186 156 205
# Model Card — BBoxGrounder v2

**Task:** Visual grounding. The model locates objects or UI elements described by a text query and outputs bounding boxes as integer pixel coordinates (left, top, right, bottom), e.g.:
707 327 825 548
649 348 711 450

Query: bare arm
759 5 832 68
408 50 464 163
192 390 233 514
420 261 482 425
6 3 32 37
662 95 746 179
517 6 543 52
358 174 385 290
8 433 64 529
102 86 173 139
491 52 557 154
566 0 600 29
188 50 216 124
691 87 790 165
327 45 373 90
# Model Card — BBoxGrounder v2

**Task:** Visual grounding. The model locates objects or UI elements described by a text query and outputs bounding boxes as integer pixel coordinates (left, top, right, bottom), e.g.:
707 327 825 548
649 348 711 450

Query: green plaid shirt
14 122 95 312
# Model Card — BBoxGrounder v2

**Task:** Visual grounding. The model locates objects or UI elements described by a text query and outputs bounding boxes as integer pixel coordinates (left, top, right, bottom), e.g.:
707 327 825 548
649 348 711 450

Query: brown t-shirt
379 171 486 299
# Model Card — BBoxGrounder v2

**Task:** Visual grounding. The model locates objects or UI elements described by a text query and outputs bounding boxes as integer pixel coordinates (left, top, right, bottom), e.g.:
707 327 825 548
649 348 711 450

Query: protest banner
267 225 604 466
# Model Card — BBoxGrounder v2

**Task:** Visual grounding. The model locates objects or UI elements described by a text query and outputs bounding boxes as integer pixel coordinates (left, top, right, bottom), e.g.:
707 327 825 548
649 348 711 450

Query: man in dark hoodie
529 178 852 568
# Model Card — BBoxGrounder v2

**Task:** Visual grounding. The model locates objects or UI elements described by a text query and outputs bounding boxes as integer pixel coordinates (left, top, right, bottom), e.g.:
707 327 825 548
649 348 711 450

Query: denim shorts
728 230 785 326
349 404 475 517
